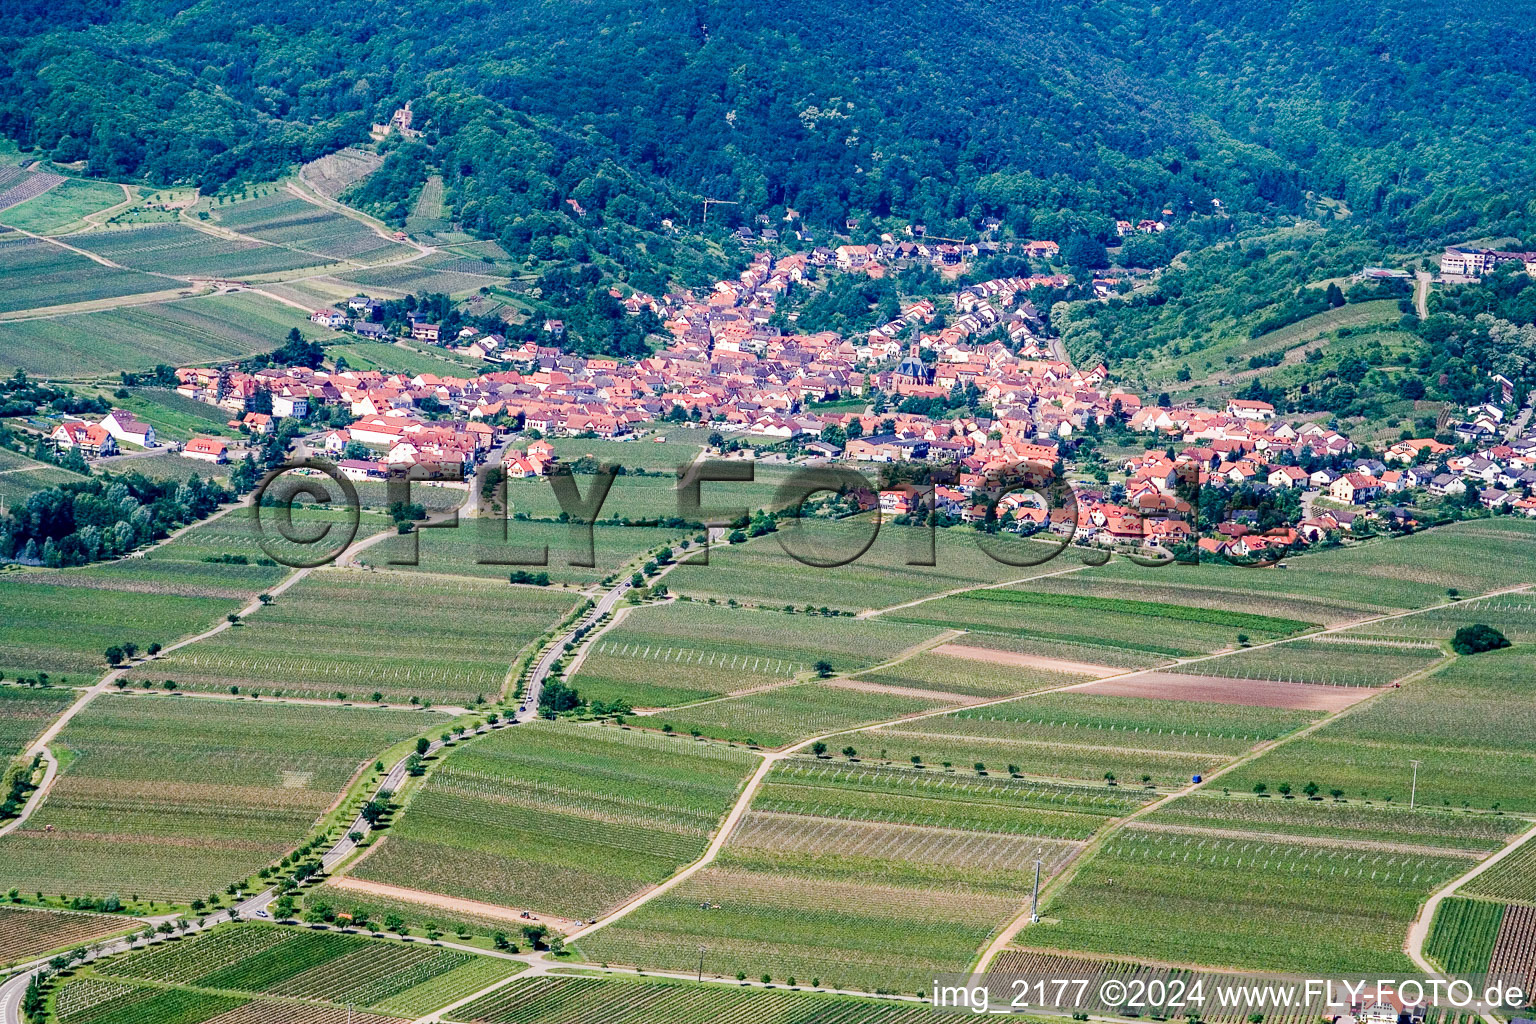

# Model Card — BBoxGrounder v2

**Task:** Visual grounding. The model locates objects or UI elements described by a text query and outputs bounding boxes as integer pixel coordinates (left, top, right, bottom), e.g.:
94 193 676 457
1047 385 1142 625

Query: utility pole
697 944 707 982
1409 759 1422 810
1030 859 1042 923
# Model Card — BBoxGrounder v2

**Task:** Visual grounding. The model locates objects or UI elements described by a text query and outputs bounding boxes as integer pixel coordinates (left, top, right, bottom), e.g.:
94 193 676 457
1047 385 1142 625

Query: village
40 229 1536 558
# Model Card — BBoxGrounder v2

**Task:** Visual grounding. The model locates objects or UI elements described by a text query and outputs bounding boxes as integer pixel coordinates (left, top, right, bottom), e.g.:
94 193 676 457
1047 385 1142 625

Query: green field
0 905 128 968
130 568 578 704
574 601 943 707
338 252 507 296
0 291 315 377
1030 825 1473 973
1425 897 1506 975
453 974 973 1024
1216 644 1536 812
577 759 1130 994
887 586 1315 658
547 433 704 472
211 190 410 265
358 517 686 588
1461 842 1536 904
0 447 89 502
644 681 956 749
1152 299 1402 385
1344 591 1536 644
353 720 758 919
0 698 429 900
0 235 172 315
323 339 487 376
1143 792 1525 852
1075 519 1536 614
500 470 799 523
69 223 331 276
0 684 75 760
669 517 1068 612
1176 637 1444 686
859 689 1311 787
0 177 126 234
86 922 522 1018
858 650 1106 698
0 573 245 680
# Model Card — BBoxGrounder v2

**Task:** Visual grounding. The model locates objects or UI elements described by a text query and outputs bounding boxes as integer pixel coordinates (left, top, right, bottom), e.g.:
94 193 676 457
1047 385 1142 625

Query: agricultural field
578 760 1126 995
358 517 686 588
1076 518 1536 614
1487 903 1536 990
352 720 758 920
308 881 521 942
1022 567 1376 627
1462 842 1536 904
1029 825 1474 973
323 339 486 377
1426 897 1506 976
87 922 522 1018
68 224 329 277
669 517 1068 613
404 175 448 235
338 252 506 297
0 698 429 900
301 148 384 199
858 690 1309 788
498 469 798 524
130 568 578 705
0 446 87 502
0 291 314 377
643 680 955 749
934 631 1170 670
572 601 944 707
990 949 1336 1024
51 980 246 1024
1155 299 1402 386
1175 637 1444 687
886 586 1315 659
546 433 703 472
1343 591 1536 644
0 906 126 967
856 649 1113 698
211 190 410 265
0 572 245 680
0 235 172 315
1217 644 1536 812
0 684 75 760
0 177 126 234
1144 792 1525 853
452 974 968 1024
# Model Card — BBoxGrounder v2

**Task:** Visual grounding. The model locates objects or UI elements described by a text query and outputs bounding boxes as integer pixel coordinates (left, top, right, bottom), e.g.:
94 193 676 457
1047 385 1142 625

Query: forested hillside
2 0 1531 246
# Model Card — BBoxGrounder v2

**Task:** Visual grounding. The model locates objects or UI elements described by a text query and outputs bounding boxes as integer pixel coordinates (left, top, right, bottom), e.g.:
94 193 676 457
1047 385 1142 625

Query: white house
181 437 229 463
100 409 155 449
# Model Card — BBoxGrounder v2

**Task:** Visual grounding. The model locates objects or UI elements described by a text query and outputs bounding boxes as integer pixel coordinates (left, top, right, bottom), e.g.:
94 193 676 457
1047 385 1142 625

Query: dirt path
326 876 584 933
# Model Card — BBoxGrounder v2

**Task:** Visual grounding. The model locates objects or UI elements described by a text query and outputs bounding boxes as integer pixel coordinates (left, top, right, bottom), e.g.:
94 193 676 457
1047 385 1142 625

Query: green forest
2 0 1534 371
5 0 1534 240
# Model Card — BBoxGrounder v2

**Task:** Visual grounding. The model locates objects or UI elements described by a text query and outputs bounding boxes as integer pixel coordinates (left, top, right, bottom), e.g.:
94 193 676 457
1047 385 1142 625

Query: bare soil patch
931 643 1119 676
327 875 584 933
1067 671 1378 711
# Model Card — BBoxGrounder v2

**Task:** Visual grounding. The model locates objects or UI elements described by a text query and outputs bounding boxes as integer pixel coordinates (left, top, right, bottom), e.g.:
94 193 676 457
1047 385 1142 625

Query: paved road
1414 269 1432 319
